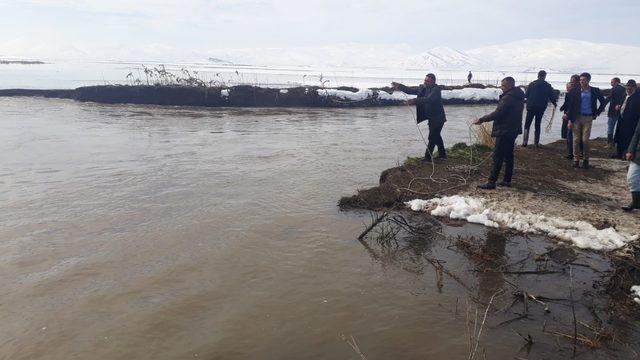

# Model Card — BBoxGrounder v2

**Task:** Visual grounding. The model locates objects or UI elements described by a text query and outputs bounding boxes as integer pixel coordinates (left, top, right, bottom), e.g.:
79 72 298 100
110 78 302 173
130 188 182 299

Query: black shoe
497 181 511 187
582 160 590 169
477 182 496 190
566 154 574 160
624 192 640 211
436 155 447 160
422 156 432 163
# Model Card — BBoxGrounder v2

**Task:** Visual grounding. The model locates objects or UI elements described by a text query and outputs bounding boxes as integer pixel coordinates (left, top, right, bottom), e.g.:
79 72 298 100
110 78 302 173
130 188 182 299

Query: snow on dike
406 196 638 251
317 88 502 102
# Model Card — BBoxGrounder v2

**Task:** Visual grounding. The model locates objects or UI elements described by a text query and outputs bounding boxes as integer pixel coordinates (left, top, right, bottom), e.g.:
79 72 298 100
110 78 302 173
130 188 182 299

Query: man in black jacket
564 72 606 169
616 80 640 160
604 77 626 150
392 73 447 161
523 70 557 147
623 85 640 211
473 77 525 189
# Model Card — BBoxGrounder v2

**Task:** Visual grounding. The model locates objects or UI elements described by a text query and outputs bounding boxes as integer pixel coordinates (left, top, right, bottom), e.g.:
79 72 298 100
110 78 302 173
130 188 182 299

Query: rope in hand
544 105 557 134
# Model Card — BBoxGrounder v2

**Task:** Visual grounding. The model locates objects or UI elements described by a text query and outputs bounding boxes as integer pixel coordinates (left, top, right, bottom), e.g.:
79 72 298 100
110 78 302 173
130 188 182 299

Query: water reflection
477 229 507 302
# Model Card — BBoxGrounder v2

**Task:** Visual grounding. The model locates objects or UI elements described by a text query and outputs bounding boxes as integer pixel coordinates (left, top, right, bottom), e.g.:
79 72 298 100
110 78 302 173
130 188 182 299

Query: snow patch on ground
377 90 415 101
316 88 373 101
631 286 640 305
279 89 288 94
441 88 502 101
220 89 230 97
318 88 501 102
406 195 638 251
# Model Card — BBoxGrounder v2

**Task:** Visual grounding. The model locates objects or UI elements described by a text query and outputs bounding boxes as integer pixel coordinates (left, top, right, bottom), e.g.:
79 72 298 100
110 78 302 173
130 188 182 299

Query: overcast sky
1 0 638 59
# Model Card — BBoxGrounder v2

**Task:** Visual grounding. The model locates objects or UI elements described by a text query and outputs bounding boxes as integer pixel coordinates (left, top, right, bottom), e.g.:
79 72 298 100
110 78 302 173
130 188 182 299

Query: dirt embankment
0 84 502 108
340 138 639 236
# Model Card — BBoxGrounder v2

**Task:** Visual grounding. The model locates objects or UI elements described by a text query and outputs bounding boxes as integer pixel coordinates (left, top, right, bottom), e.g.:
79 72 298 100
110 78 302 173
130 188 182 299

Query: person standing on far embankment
565 72 606 169
467 71 473 84
603 77 626 151
623 89 640 211
392 73 447 161
523 70 557 147
473 77 525 189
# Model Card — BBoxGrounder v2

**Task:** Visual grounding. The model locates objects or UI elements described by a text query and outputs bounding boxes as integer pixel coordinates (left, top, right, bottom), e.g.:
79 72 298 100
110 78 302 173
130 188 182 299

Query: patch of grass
403 156 424 167
403 142 492 166
448 142 493 160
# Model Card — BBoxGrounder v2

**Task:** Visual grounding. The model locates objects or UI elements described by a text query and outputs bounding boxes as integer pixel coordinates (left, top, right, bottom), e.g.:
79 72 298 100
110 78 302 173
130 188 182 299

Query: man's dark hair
537 70 547 79
612 77 621 83
426 73 436 82
570 74 580 82
627 79 637 88
502 76 515 86
580 72 591 81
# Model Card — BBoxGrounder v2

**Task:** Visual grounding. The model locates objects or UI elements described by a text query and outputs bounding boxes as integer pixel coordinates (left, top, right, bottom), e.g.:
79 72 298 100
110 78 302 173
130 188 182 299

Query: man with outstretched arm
523 70 557 147
392 73 447 161
472 77 525 189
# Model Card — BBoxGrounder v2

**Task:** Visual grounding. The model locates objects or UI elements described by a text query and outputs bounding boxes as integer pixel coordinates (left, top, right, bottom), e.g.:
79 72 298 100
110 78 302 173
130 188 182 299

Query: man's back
525 79 555 110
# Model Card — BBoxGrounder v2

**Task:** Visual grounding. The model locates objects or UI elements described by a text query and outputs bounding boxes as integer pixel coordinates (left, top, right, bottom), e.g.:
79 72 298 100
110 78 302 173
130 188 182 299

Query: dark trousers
524 108 545 144
488 135 517 183
425 122 446 158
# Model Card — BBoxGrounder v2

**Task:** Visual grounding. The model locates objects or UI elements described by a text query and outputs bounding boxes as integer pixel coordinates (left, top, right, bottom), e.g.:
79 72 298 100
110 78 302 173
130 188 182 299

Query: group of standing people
391 69 640 211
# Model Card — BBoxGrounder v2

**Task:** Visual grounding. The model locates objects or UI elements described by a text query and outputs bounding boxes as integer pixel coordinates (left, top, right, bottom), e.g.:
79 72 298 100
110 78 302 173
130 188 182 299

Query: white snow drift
317 88 501 102
631 286 640 305
406 195 638 251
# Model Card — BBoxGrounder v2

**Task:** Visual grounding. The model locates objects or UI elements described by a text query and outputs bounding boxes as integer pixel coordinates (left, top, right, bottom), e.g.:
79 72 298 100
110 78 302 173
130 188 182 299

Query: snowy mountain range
2 38 638 75
201 39 639 74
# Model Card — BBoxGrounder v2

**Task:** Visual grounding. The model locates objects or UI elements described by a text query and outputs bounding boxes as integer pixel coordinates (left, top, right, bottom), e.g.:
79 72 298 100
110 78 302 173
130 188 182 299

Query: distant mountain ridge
200 39 639 74
404 46 483 70
466 38 640 74
3 38 638 74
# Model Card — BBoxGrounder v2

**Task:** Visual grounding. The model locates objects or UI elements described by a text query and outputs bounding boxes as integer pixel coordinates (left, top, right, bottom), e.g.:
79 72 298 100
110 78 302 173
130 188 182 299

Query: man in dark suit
623 81 640 211
523 70 557 147
616 80 640 161
473 77 525 189
603 77 627 150
565 72 606 169
392 73 447 161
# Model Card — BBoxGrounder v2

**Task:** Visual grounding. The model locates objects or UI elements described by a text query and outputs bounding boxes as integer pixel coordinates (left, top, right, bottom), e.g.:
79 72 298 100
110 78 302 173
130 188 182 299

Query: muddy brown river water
2 97 624 359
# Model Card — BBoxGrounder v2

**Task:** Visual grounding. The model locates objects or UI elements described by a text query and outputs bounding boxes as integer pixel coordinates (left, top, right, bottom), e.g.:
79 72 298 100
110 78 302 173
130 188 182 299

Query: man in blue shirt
565 72 606 169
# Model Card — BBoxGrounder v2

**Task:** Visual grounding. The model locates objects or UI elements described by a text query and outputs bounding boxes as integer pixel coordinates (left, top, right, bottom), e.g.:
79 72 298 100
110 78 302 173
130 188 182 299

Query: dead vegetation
343 139 640 358
351 211 640 358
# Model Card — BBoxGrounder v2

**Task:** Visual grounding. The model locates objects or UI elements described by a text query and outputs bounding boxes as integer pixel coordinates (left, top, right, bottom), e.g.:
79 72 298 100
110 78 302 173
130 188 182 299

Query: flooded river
0 97 614 359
